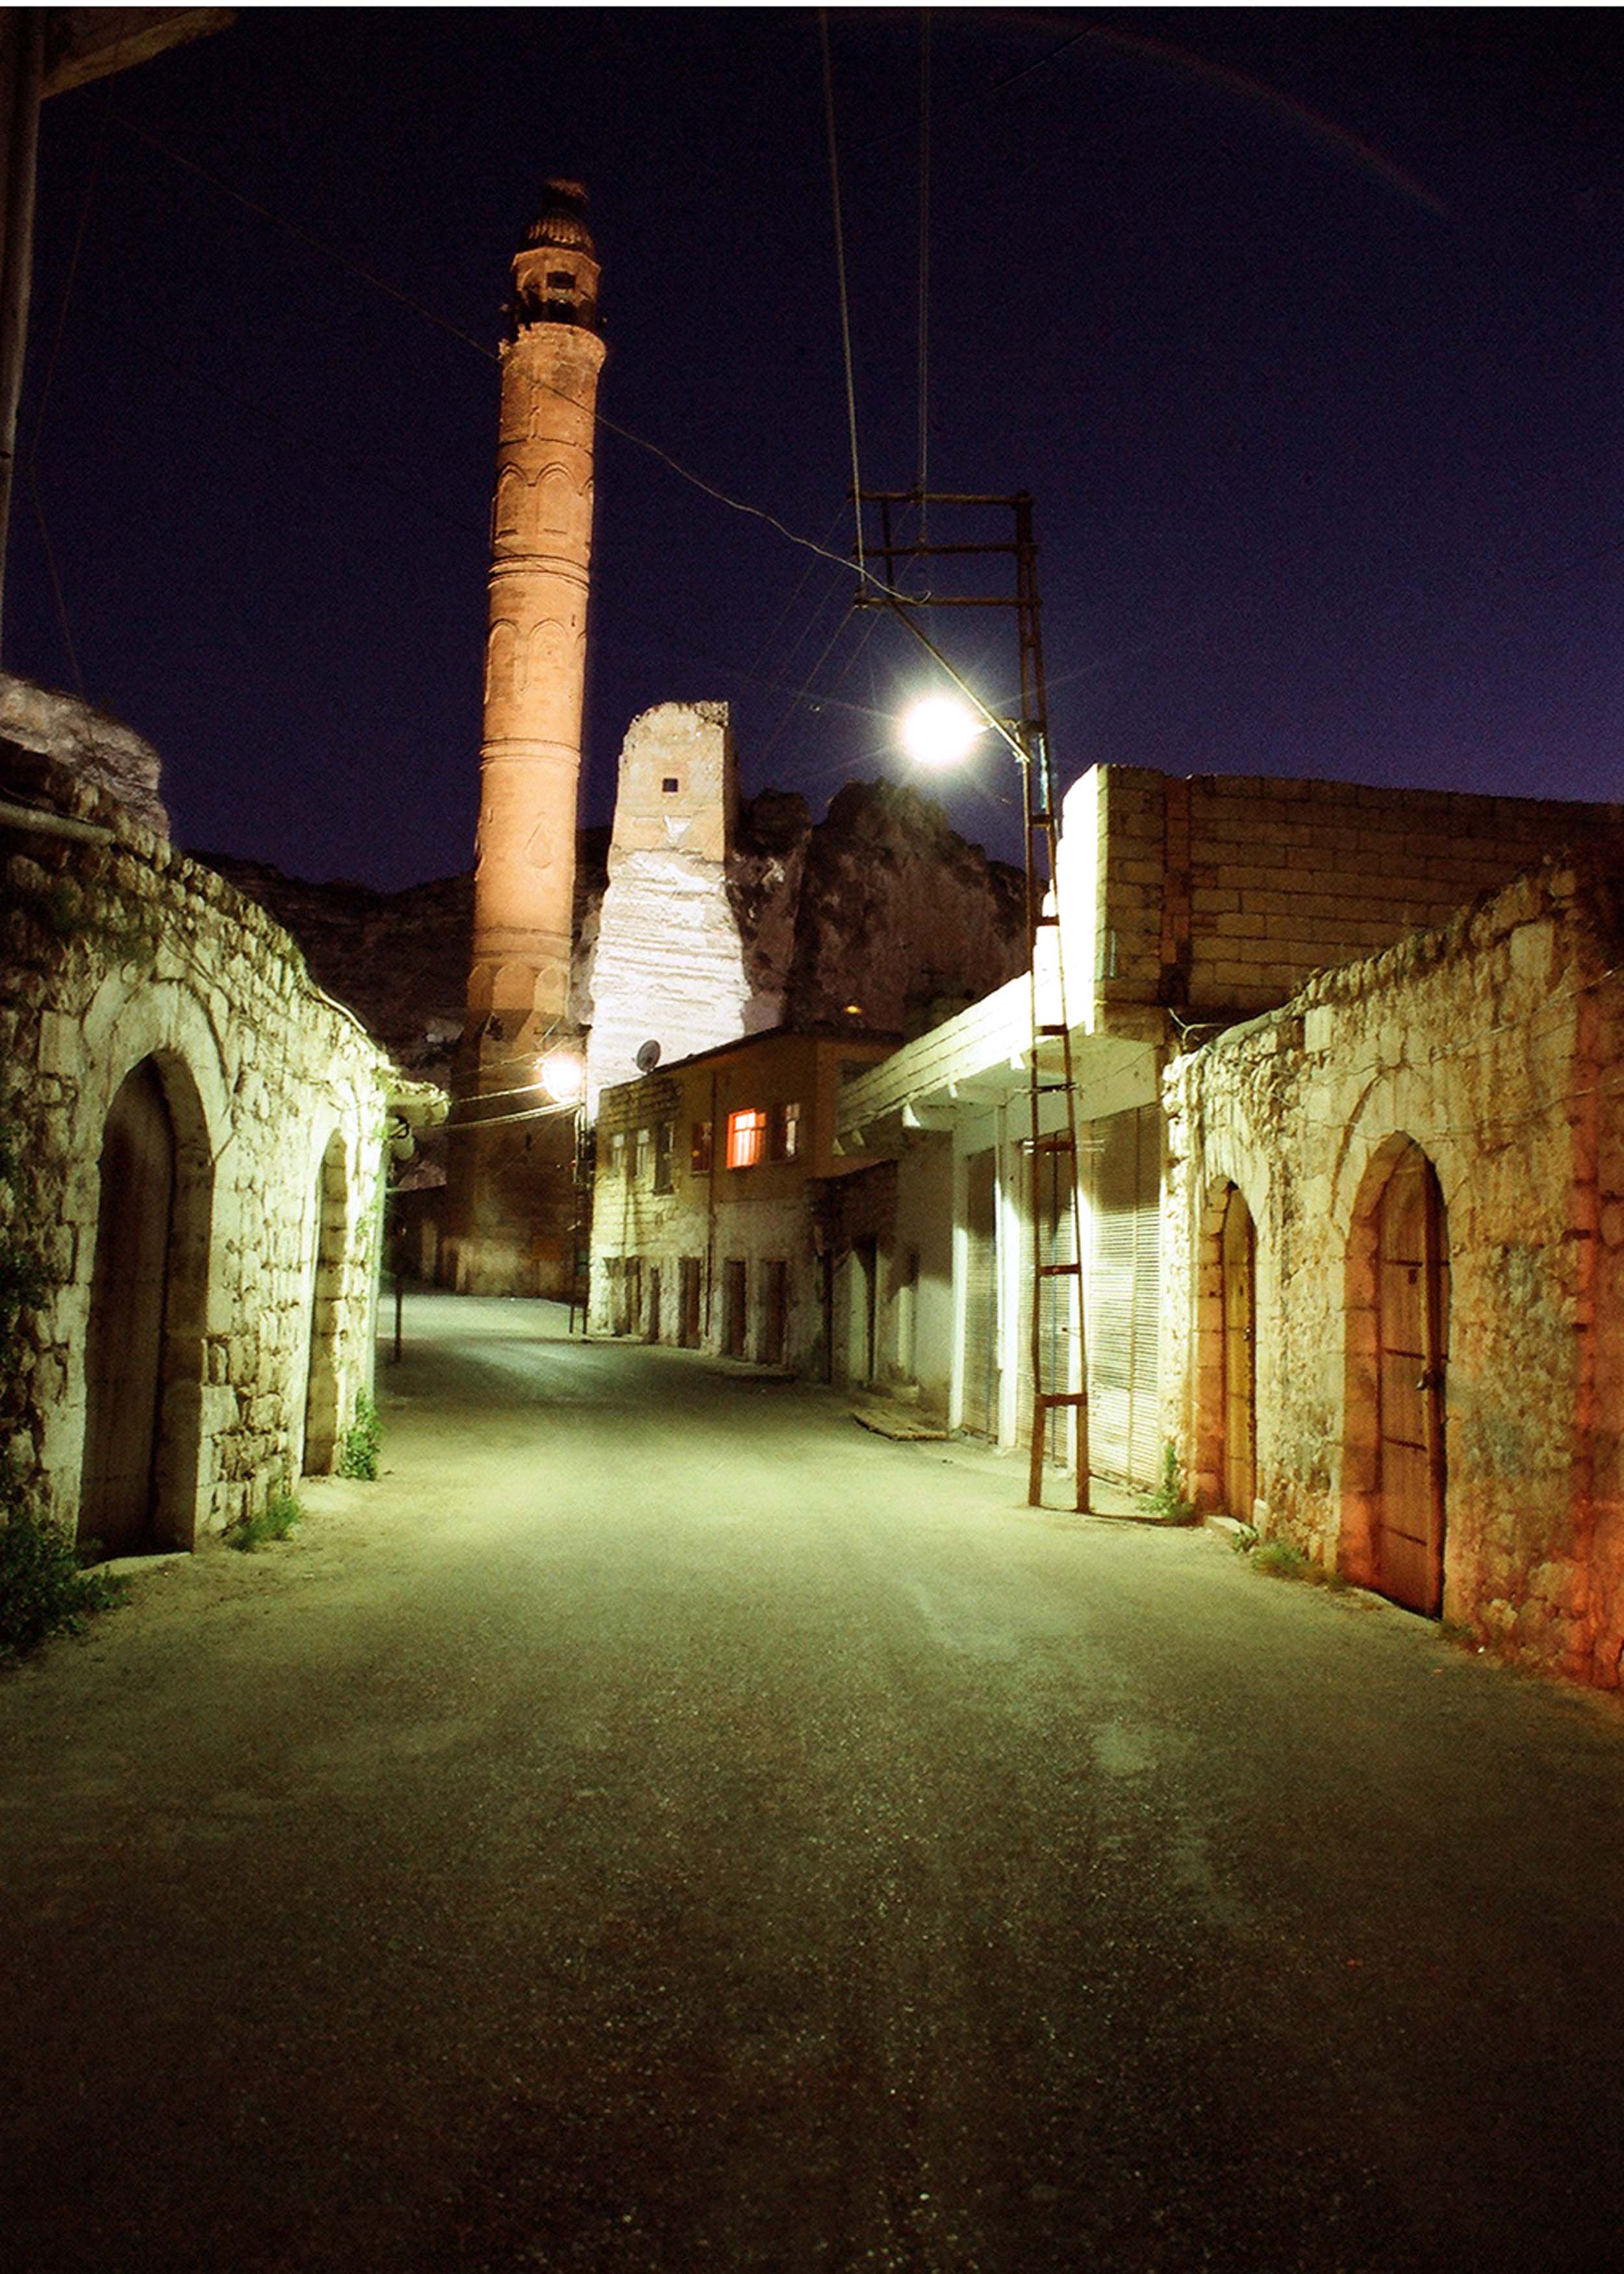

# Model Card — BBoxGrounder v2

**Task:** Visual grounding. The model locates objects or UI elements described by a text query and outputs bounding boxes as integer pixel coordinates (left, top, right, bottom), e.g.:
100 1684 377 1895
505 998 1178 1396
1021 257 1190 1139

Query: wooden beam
42 8 233 99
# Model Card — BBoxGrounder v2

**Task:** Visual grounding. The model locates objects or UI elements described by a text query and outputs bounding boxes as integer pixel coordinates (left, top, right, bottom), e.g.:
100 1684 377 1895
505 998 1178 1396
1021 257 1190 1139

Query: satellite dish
635 1039 662 1073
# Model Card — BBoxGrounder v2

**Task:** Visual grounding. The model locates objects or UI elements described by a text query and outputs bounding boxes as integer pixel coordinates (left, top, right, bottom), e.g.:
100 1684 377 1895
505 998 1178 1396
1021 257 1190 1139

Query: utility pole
0 7 232 656
854 488 1091 1511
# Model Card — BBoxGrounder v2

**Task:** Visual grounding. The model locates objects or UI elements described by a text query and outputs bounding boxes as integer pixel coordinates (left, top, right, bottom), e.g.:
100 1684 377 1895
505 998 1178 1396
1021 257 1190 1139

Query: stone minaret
444 181 605 1297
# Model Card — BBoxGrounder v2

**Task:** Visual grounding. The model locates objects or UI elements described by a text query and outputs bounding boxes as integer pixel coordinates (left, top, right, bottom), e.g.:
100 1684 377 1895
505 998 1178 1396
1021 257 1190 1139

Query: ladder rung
1032 1135 1076 1153
1034 1391 1088 1410
1034 909 1059 925
1036 1023 1069 1037
1038 1262 1082 1278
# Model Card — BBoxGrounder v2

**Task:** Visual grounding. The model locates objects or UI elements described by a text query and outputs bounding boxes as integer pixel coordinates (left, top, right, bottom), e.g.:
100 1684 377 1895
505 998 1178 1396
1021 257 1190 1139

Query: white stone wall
1 747 396 1545
584 704 754 1106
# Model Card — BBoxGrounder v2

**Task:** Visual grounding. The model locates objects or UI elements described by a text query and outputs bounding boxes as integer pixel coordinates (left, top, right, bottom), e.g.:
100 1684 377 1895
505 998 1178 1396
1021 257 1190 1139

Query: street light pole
854 488 1090 1511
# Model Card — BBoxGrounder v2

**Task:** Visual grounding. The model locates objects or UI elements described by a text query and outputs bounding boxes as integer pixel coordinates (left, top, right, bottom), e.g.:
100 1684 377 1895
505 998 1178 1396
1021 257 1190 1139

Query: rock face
213 774 1025 1086
0 676 169 839
779 781 1026 1036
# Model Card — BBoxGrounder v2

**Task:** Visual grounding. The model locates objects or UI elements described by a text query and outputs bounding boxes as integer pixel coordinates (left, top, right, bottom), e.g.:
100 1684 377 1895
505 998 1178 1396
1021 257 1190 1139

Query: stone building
836 762 1624 1505
590 1027 893 1373
1 721 416 1555
1161 858 1624 1685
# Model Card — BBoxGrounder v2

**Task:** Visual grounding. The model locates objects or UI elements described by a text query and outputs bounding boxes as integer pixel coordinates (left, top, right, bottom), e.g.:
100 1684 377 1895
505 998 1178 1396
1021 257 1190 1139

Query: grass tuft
229 1492 303 1553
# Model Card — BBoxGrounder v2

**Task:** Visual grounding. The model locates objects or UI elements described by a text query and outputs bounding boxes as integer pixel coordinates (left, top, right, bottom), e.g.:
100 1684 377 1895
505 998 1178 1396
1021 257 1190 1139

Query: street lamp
898 693 985 769
539 1047 585 1105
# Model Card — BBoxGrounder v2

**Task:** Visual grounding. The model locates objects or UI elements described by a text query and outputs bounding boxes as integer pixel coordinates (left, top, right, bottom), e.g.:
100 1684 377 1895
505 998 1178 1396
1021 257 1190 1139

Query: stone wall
1162 859 1624 1685
1 739 397 1549
1063 764 1624 1030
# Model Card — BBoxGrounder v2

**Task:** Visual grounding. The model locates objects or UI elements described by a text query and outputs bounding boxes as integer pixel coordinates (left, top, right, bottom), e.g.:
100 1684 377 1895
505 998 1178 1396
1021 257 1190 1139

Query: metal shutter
1085 1106 1161 1487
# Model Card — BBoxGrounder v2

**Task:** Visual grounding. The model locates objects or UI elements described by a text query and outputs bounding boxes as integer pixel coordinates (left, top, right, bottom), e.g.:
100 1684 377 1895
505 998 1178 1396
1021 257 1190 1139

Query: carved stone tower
444 180 606 1296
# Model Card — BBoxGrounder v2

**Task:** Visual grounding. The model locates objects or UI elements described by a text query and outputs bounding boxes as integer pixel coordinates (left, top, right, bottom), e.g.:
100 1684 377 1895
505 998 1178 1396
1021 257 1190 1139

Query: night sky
6 7 1619 889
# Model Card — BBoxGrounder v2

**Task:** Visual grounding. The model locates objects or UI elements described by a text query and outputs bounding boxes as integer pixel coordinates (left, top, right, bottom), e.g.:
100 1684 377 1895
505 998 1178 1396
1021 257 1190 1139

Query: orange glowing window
726 1108 767 1169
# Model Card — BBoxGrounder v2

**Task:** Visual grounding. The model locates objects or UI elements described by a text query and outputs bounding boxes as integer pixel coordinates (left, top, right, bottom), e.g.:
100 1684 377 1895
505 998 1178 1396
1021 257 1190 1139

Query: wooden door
679 1257 703 1347
646 1266 661 1344
1375 1145 1449 1614
81 1062 175 1557
723 1260 748 1358
1221 1186 1256 1518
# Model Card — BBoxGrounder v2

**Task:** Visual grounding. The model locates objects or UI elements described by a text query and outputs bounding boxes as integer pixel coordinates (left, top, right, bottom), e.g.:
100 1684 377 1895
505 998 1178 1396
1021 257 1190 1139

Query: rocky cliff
210 786 1024 1079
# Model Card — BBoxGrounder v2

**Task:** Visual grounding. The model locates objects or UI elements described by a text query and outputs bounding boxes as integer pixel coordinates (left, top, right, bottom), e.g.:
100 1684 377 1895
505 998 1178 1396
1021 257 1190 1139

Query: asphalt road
4 1292 1623 2273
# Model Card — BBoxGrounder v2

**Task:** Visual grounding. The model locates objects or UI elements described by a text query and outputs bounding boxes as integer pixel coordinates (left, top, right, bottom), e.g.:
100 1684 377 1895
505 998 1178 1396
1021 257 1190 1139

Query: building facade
590 1028 893 1373
837 762 1624 1500
1161 858 1624 1685
2 734 411 1552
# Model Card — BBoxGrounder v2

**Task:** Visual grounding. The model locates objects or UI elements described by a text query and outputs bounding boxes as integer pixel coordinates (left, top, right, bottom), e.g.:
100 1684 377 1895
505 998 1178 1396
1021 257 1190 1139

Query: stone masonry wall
1162 859 1624 1685
1 740 394 1546
1071 764 1624 1030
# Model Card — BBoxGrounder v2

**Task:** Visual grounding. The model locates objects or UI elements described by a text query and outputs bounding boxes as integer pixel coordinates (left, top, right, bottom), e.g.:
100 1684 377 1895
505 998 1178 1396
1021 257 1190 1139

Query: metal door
81 1062 175 1556
1221 1186 1256 1518
1376 1145 1449 1615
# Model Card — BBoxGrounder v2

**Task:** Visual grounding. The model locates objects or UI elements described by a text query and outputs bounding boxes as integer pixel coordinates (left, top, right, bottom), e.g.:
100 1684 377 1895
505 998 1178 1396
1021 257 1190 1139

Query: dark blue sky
7 7 1619 887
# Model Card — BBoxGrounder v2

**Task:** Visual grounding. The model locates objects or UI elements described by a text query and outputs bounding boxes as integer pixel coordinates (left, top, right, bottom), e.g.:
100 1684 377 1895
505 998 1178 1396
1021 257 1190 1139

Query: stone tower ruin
443 180 605 1296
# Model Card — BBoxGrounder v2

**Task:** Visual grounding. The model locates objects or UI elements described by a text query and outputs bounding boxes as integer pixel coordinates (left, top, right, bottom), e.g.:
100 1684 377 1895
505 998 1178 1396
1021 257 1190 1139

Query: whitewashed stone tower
446 180 605 1296
584 701 758 1106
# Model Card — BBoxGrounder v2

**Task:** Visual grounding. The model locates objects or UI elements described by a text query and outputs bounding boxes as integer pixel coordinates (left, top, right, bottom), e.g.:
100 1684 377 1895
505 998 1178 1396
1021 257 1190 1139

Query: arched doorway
1219 1184 1257 1519
303 1131 348 1473
1345 1138 1450 1615
80 1061 175 1557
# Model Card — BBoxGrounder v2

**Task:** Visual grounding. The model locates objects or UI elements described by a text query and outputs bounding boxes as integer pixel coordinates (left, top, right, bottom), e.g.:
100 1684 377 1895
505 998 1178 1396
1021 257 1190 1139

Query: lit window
691 1119 713 1173
769 1101 801 1162
653 1120 674 1193
726 1108 767 1169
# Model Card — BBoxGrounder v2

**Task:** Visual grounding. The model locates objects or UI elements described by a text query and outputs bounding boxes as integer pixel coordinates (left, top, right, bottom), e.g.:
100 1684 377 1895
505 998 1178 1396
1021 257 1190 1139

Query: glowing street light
539 1047 585 1105
898 692 986 769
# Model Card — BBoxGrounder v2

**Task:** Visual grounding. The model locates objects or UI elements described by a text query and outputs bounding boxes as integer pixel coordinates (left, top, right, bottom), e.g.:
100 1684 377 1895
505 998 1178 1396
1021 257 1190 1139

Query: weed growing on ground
228 1492 303 1553
0 1481 127 1662
336 1389 381 1481
1249 1539 1351 1591
1139 1441 1200 1526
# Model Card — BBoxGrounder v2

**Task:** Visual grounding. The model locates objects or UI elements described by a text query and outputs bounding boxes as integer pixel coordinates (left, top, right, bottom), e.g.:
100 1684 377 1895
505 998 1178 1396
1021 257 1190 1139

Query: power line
819 10 867 583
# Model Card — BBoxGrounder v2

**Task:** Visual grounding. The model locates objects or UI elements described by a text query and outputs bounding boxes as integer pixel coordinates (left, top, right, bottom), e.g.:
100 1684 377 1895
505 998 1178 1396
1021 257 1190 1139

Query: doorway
1219 1184 1256 1518
1373 1143 1449 1613
80 1061 175 1557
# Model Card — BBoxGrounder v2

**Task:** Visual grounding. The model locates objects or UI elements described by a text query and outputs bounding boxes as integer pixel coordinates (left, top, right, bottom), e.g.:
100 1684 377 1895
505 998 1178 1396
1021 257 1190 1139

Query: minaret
444 180 606 1296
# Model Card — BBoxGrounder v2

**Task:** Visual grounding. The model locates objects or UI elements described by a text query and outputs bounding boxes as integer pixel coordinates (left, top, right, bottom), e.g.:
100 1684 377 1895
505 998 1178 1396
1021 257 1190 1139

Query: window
609 1131 626 1177
769 1101 802 1162
653 1119 674 1193
662 776 680 794
691 1119 713 1174
726 1108 767 1169
547 268 575 290
628 1129 644 1182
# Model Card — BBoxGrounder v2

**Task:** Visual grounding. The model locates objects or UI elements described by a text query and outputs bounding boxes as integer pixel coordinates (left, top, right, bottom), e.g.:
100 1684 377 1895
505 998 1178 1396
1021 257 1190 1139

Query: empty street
3 1293 1623 2272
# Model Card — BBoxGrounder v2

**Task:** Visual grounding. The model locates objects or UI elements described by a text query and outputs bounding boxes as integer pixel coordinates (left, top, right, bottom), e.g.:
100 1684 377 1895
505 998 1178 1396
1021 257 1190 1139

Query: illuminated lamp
898 693 984 769
539 1047 585 1104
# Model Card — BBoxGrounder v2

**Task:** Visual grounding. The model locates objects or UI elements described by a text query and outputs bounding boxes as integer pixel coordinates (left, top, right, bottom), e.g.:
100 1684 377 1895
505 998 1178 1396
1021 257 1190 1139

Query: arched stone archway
1342 1134 1451 1614
302 1129 349 1474
79 1053 212 1555
1195 1179 1258 1518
